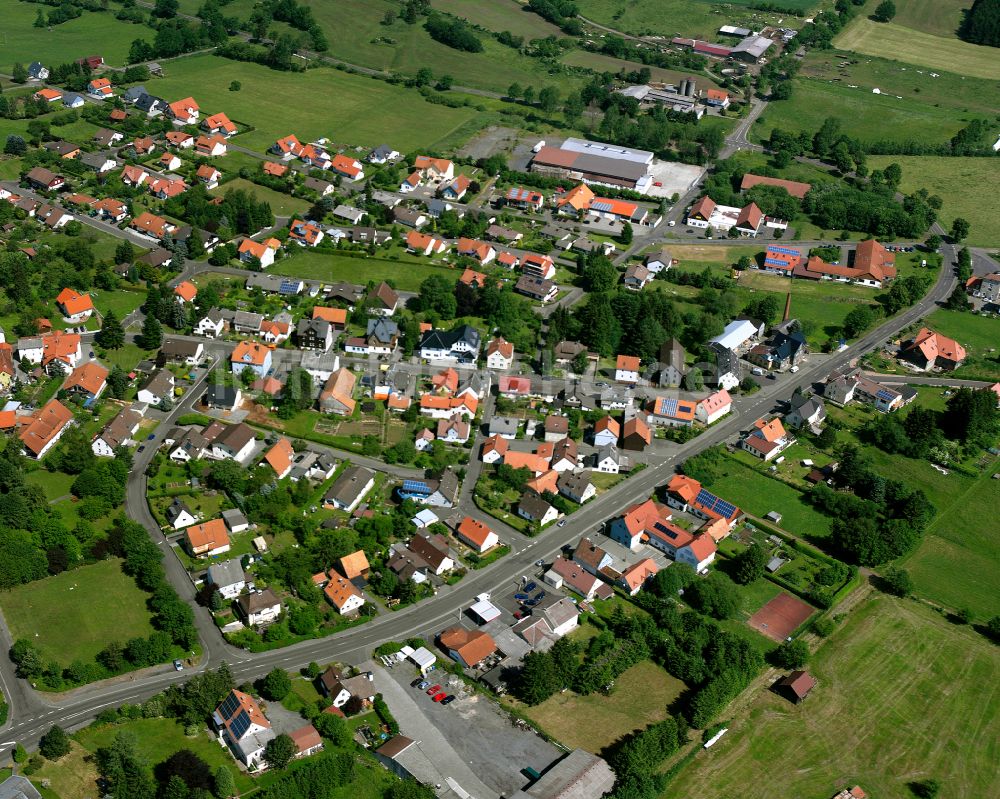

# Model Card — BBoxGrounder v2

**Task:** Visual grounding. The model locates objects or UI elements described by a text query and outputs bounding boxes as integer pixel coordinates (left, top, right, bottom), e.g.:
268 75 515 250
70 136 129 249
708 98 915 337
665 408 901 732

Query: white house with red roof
213 689 275 770
168 96 200 125
615 354 641 384
485 337 514 370
695 389 732 424
741 417 792 461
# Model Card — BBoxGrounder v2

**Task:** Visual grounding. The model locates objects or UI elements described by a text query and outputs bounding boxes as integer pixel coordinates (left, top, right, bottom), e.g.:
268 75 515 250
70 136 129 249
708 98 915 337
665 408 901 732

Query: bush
770 640 809 669
879 566 912 597
259 668 291 701
39 725 71 760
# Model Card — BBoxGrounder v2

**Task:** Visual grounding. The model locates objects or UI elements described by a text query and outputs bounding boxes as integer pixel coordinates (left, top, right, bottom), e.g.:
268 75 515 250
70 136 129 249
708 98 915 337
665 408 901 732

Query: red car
432 692 447 702
426 684 442 695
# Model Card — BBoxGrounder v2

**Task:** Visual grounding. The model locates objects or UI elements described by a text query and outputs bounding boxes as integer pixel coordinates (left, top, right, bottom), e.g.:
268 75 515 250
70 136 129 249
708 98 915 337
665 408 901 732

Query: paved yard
380 664 561 797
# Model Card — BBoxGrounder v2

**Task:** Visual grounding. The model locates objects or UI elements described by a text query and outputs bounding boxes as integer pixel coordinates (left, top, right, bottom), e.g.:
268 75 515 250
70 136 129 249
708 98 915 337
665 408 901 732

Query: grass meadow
2 4 138 67
868 156 1000 247
560 50 721 88
752 78 970 147
670 595 1000 799
886 0 970 37
0 559 155 667
834 18 1000 81
145 55 481 152
271 247 464 291
433 0 565 39
572 0 808 39
211 177 310 217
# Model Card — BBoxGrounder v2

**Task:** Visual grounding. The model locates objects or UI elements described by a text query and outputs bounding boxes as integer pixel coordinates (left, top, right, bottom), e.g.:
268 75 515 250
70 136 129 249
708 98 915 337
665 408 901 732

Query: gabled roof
620 558 659 591
231 340 270 366
689 195 716 219
438 627 497 666
740 173 811 199
19 399 73 456
456 516 494 548
56 287 94 316
186 518 229 550
264 437 294 476
174 281 197 302
735 202 763 230
339 549 370 579
324 574 363 609
752 416 786 443
63 360 108 395
904 327 966 364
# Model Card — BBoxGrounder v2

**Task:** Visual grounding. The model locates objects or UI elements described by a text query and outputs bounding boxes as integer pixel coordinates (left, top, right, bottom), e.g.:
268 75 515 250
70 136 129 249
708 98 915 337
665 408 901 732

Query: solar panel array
875 389 897 403
401 480 430 493
279 279 300 295
229 709 252 740
768 245 801 257
695 488 738 519
218 691 241 721
590 200 613 213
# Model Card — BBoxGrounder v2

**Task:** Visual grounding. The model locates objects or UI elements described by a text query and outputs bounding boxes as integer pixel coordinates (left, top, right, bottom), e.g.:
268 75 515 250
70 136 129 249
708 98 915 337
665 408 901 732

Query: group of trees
165 185 274 239
424 13 483 52
248 0 328 51
525 0 581 35
796 0 866 50
960 0 1000 47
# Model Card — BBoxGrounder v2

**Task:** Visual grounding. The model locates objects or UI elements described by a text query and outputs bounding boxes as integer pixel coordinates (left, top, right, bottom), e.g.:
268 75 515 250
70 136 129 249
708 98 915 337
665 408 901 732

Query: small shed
765 511 782 524
766 556 785 573
400 645 437 675
778 670 816 703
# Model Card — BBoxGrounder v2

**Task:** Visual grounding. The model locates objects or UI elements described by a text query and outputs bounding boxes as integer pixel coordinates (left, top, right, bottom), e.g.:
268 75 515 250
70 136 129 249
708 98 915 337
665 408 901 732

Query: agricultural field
903 459 1000 621
143 55 482 152
516 659 685 753
670 595 1000 799
885 0 970 38
271 248 463 291
572 0 806 40
868 156 1000 247
560 50 721 88
0 559 156 668
834 18 999 81
210 177 311 217
924 308 1000 360
752 78 970 147
800 50 1000 117
2 4 138 67
434 0 565 39
304 0 583 95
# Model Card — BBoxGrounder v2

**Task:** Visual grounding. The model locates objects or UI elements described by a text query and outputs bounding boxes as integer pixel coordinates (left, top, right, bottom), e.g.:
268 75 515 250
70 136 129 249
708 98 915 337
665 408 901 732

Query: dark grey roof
325 465 375 506
165 497 193 524
419 324 481 352
366 317 398 344
207 558 246 588
518 491 553 520
0 775 42 799
123 85 148 102
162 337 201 357
205 384 240 407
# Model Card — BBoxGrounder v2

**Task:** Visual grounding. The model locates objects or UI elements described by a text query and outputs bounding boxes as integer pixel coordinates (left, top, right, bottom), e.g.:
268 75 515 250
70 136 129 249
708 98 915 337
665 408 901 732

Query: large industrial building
530 137 654 193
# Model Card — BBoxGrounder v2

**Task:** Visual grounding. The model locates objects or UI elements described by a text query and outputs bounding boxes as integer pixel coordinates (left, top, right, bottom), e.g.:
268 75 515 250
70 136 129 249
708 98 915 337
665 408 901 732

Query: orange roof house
619 558 659 595
166 130 194 147
735 201 763 232
63 361 108 398
88 77 113 97
231 340 270 367
688 195 716 221
901 327 966 370
502 450 550 476
185 518 230 556
42 332 81 370
740 173 811 199
202 111 237 135
323 575 364 613
622 415 651 450
55 287 95 319
320 368 357 416
432 367 459 395
19 399 73 458
753 417 786 443
338 550 370 580
438 627 498 669
288 219 323 246
312 306 347 327
263 161 288 176
34 88 63 103
168 96 200 122
264 437 294 479
273 134 301 155
174 281 197 303
455 516 498 553
556 183 595 213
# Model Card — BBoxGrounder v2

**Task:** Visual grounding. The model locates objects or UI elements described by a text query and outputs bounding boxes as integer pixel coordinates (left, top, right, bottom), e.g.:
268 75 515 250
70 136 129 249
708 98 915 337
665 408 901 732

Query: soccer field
0 559 155 667
669 595 1000 799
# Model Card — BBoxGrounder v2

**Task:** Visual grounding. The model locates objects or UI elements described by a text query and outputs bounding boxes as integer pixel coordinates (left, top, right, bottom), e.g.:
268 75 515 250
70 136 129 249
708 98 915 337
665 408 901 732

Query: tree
107 365 130 399
950 217 970 242
872 0 896 21
213 766 236 799
956 607 974 625
260 667 291 700
264 734 296 770
12 743 27 763
507 82 522 99
229 81 241 92
960 0 1000 46
538 86 560 112
4 135 26 156
11 63 28 84
771 639 809 669
96 311 126 350
39 725 71 760
909 778 941 798
313 712 352 747
155 0 180 18
732 544 767 585
619 222 633 245
985 615 1000 643
137 314 162 350
925 233 941 251
685 572 741 619
34 9 47 27
517 650 560 704
9 638 44 677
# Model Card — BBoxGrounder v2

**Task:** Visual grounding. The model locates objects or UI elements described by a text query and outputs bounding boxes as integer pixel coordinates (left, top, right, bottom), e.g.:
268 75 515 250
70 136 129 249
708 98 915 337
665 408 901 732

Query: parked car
432 692 447 702
426 684 442 695
411 678 424 688
417 680 430 690
173 659 184 671
441 695 456 705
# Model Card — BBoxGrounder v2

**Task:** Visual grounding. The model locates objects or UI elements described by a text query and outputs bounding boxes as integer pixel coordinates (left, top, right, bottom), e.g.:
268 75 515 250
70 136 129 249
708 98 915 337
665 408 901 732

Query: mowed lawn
2 4 137 66
210 177 310 217
572 0 808 39
707 458 832 541
670 595 1000 799
0 559 155 667
560 50 721 88
903 460 1000 620
919 309 1000 380
144 55 479 152
888 0 969 37
433 0 564 38
834 18 1000 81
518 660 685 753
869 156 1000 247
753 78 969 147
271 249 463 291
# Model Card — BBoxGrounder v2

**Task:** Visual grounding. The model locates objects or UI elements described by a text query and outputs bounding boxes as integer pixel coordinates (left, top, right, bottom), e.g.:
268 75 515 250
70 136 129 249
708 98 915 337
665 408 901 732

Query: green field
142 54 481 152
868 156 1000 247
2 4 139 67
925 308 1000 355
671 595 1000 799
834 18 999 81
753 78 970 147
707 458 832 541
572 0 808 39
903 460 1000 620
517 658 685 753
211 177 310 217
306 0 582 95
560 50 721 88
888 0 970 37
0 559 155 667
434 0 565 39
272 248 463 291
800 50 1000 117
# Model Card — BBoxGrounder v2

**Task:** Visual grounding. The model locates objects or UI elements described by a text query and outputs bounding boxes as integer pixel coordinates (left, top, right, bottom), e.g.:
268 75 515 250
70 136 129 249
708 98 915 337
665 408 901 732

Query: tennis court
748 591 814 642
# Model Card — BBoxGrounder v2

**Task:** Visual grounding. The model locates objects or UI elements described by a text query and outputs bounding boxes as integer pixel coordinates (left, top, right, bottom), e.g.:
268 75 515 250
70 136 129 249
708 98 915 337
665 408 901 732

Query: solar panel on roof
401 480 429 493
695 488 737 519
590 200 613 212
875 389 896 402
229 709 251 739
218 691 240 720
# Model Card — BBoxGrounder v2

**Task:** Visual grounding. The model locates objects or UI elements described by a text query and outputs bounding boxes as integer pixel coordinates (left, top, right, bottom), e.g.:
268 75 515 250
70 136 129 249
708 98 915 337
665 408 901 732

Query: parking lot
381 664 561 797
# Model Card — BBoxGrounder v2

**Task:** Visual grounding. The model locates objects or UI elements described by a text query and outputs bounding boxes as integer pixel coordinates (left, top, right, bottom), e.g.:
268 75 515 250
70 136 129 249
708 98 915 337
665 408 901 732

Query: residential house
741 417 792 461
213 689 274 770
440 174 470 200
438 628 497 669
55 288 94 322
93 127 125 148
25 167 65 191
505 187 545 211
174 281 197 305
455 516 499 553
900 327 966 371
397 471 460 508
399 171 421 193
619 559 659 595
331 153 364 181
657 338 687 387
520 253 556 281
419 325 481 364
92 406 142 457
623 263 653 291
130 211 176 240
168 97 200 124
593 444 621 473
414 156 454 181
711 344 741 391
324 575 365 615
320 668 376 708
19 399 74 459
485 337 514 370
207 559 248 600
41 332 82 375
368 144 400 164
456 238 496 266
573 536 613 576
319 368 356 415
785 391 826 430
202 112 237 137
236 588 282 627
196 164 221 188
93 197 128 221
62 360 107 401
165 497 197 530
27 62 49 80
296 317 334 351
230 340 272 378
695 388 732 424
514 275 558 303
185 518 231 557
557 471 596 504
608 498 676 550
418 393 477 421
121 165 150 188
166 130 194 148
195 134 227 156
368 282 399 316
168 428 208 463
211 422 256 462
436 414 470 443
592 416 620 447
405 230 447 256
237 237 280 269
621 414 651 450
136 369 174 406
264 437 295 479
518 491 559 527
33 88 62 104
647 396 696 427
323 465 375 512
288 219 324 247
545 557 609 601
203 385 242 413
615 354 641 384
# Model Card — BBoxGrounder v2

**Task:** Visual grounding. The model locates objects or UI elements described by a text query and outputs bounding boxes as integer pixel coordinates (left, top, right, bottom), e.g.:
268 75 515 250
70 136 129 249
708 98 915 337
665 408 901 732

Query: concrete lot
382 664 561 797
647 160 705 198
